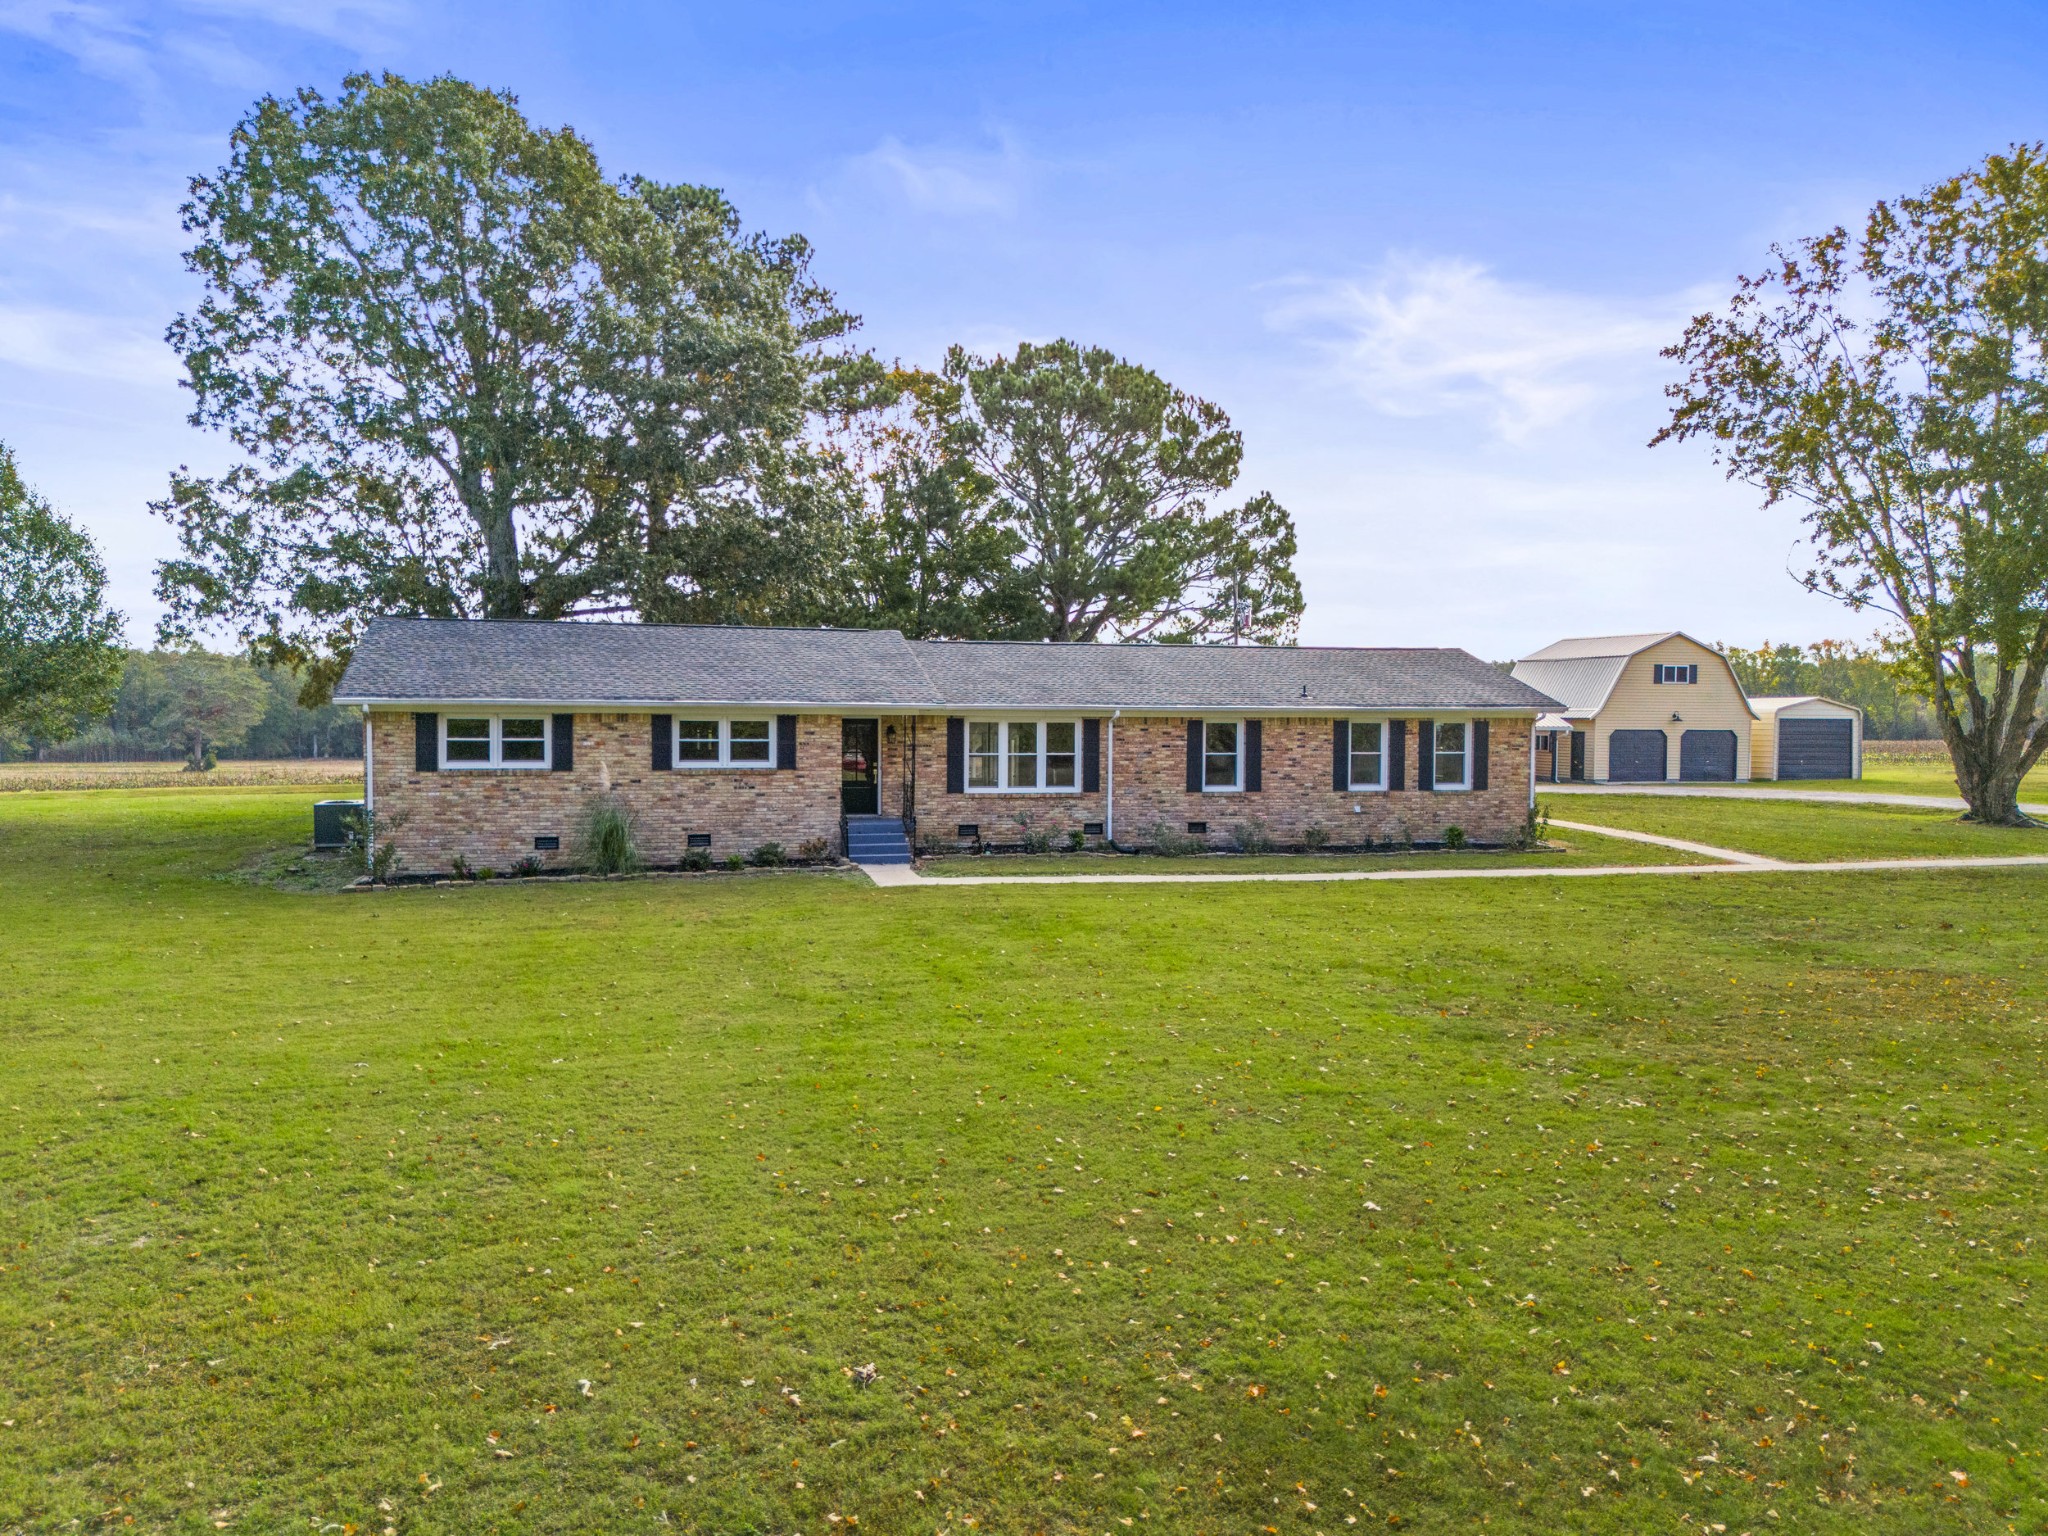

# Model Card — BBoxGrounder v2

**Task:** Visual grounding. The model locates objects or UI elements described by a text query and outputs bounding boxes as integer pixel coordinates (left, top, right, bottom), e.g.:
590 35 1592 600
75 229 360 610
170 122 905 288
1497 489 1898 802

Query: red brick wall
367 711 843 875
367 708 1536 871
902 713 1533 850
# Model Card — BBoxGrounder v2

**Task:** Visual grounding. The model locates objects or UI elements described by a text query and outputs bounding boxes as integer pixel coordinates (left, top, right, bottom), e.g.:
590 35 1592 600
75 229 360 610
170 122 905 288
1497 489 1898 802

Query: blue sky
3 0 2045 656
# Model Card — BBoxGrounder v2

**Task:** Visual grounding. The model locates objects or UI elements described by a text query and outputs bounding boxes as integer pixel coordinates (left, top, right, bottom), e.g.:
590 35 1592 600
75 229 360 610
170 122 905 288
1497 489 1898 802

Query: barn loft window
1653 663 1699 684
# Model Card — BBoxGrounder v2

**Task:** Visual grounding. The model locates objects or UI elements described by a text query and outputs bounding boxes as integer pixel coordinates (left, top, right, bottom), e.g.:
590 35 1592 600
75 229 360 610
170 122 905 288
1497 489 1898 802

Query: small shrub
577 793 642 875
449 852 474 882
512 855 544 878
750 842 786 868
680 848 713 872
1516 802 1553 850
1147 821 1200 857
1230 818 1273 854
341 807 404 884
477 866 497 880
1067 828 1086 852
723 853 746 872
918 831 950 856
797 836 831 863
1023 829 1053 854
1443 825 1468 850
1300 824 1329 851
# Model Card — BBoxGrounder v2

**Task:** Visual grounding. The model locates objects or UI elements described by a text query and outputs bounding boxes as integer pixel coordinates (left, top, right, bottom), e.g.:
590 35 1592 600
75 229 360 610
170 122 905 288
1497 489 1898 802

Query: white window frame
1654 663 1699 685
1201 718 1244 794
1346 717 1389 792
672 716 777 770
441 714 551 771
1432 718 1471 792
962 717 1083 794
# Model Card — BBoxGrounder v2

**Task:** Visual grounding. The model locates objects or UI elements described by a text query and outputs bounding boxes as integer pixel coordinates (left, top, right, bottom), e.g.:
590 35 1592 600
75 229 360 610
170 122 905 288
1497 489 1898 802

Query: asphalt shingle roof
334 618 1561 713
912 638 1556 711
334 619 935 708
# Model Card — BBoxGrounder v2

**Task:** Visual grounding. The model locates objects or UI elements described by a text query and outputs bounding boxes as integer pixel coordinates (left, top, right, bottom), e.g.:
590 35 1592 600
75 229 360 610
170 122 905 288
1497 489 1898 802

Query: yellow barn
1512 632 1758 783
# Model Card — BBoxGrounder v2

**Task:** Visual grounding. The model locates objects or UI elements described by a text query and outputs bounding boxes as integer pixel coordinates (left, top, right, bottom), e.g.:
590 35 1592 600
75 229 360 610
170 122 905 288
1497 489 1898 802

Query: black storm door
840 719 880 814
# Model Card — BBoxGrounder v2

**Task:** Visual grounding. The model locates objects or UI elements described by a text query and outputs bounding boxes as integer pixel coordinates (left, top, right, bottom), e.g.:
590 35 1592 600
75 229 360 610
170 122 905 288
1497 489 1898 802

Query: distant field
0 758 362 792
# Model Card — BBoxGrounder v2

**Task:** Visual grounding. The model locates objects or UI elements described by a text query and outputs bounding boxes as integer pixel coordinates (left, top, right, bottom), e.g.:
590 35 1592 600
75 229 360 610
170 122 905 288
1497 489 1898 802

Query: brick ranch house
334 618 1561 872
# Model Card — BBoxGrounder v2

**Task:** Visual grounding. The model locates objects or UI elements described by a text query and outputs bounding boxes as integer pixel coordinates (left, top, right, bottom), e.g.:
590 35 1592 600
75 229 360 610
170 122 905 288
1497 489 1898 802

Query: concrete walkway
1543 782 2048 816
1545 816 1778 867
853 838 2048 889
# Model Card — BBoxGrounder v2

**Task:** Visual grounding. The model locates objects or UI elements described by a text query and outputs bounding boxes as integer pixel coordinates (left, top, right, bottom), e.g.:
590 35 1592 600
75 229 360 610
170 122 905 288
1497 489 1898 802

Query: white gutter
335 697 1555 718
361 705 374 865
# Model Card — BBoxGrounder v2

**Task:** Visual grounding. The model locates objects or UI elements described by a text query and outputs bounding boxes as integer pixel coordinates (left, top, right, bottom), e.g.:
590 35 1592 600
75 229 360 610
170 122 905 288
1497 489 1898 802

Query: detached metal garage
1749 696 1863 780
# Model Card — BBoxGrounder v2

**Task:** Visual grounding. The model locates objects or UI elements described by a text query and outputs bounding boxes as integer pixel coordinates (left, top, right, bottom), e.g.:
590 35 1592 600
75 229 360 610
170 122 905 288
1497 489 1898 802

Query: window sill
1199 786 1245 795
1347 783 1388 794
441 763 551 772
672 763 776 771
964 786 1082 796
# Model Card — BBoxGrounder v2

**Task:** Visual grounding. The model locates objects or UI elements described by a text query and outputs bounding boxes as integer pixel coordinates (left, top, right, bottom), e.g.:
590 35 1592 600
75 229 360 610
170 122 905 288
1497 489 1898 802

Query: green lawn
1543 792 2048 864
919 826 1713 877
4 787 2046 1534
1745 754 2045 801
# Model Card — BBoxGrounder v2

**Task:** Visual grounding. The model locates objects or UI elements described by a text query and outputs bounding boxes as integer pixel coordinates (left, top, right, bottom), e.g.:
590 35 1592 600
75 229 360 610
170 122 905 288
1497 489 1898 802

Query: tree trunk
1943 709 2044 825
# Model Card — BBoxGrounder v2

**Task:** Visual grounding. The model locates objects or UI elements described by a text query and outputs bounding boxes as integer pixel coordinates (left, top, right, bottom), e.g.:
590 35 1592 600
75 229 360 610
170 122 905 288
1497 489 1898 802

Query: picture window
963 719 1083 793
674 717 775 768
442 715 550 770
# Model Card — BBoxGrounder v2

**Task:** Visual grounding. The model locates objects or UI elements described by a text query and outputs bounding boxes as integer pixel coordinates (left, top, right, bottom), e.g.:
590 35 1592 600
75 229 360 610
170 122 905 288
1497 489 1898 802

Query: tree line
0 649 361 765
1720 641 1938 739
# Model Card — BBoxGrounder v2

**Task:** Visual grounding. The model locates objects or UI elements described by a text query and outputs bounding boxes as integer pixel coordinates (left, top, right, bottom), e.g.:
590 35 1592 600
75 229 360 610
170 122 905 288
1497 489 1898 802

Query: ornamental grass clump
577 792 641 875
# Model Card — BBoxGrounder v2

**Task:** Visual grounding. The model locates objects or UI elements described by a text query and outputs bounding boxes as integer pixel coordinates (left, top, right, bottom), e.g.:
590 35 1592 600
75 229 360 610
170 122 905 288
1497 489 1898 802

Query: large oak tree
156 73 859 699
1659 145 2048 823
943 340 1302 644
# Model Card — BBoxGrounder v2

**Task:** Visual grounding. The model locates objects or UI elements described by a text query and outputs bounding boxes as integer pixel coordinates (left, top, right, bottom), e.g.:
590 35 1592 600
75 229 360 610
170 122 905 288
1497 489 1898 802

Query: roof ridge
367 614 913 640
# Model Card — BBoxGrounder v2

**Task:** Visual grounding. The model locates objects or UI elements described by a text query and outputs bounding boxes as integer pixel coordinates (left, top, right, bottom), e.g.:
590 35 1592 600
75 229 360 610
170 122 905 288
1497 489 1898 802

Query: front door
840 718 879 815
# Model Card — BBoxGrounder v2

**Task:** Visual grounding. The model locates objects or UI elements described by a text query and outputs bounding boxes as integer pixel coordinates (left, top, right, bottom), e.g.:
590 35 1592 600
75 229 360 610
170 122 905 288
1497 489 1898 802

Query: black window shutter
946 717 965 794
1331 719 1349 792
1389 719 1407 790
551 713 574 772
414 712 438 773
1417 718 1436 792
1082 718 1101 793
1185 719 1204 793
1472 719 1489 791
776 714 798 770
1245 719 1263 791
651 714 672 771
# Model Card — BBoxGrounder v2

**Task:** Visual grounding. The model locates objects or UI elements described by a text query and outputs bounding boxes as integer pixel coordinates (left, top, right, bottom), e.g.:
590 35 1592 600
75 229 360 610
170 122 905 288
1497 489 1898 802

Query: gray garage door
1607 729 1668 782
1777 718 1855 779
1679 729 1738 781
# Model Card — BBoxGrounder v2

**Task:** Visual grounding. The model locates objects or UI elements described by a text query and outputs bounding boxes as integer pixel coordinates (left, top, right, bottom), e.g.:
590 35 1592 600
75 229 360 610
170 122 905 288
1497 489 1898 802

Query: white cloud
1268 254 1704 443
843 131 1031 218
0 303 177 386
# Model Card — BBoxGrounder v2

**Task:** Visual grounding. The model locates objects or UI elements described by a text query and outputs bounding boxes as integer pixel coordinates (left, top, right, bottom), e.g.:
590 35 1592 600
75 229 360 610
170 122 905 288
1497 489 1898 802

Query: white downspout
1106 710 1120 845
362 706 374 863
